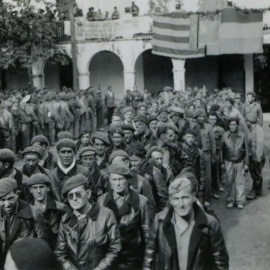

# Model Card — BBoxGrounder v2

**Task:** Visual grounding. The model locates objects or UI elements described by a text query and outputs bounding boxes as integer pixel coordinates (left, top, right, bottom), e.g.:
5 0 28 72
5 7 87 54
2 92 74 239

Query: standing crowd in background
0 83 266 270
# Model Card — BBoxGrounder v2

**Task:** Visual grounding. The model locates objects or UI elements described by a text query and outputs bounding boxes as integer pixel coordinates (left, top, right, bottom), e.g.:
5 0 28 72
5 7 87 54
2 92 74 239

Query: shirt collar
57 158 76 174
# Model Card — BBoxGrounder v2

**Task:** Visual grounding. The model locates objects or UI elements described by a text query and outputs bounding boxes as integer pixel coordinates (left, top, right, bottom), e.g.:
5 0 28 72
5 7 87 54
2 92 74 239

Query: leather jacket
143 204 229 270
55 203 121 270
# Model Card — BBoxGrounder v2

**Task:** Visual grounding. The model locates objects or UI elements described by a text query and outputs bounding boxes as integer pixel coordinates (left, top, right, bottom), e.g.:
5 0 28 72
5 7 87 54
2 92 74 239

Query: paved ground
212 114 270 270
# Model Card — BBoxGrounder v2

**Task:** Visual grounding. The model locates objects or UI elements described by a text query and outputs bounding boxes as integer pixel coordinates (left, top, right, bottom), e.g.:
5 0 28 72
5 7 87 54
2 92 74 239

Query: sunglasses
67 192 82 200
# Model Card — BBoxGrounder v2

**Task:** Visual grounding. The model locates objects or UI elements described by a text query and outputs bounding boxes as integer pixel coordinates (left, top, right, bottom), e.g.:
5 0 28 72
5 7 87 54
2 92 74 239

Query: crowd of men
0 83 266 269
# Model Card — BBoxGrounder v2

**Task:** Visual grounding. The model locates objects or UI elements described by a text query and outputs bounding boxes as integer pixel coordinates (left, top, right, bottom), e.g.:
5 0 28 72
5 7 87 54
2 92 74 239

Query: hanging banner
64 16 152 40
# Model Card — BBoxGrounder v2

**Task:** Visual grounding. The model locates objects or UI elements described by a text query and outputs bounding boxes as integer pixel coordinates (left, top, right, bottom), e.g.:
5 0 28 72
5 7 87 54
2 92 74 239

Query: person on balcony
112 7 120 20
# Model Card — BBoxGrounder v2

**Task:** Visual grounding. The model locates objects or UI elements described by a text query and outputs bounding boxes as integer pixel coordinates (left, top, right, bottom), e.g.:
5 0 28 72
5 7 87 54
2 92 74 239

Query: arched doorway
44 55 73 90
135 50 173 97
89 51 124 98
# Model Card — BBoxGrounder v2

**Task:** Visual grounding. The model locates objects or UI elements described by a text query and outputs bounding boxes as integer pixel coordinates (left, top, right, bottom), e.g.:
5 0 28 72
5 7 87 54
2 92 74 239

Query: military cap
169 177 196 196
168 106 185 115
27 173 50 187
0 149 16 164
148 115 158 123
78 146 97 158
134 114 149 125
62 174 89 198
146 146 162 160
22 146 42 159
246 113 258 123
107 163 132 178
56 138 76 152
57 131 74 140
31 135 50 147
109 150 129 164
159 105 169 114
79 130 91 139
138 102 147 109
0 178 17 198
225 97 234 105
193 109 205 119
121 124 135 132
163 86 173 92
122 107 134 115
210 104 220 112
184 129 196 137
109 126 124 137
92 132 110 145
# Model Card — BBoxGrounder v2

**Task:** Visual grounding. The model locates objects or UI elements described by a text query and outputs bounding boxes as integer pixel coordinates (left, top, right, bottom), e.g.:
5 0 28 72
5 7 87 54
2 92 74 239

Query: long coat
143 204 229 270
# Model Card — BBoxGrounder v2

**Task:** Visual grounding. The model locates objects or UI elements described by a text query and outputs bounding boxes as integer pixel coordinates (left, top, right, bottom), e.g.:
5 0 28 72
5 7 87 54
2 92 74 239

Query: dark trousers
107 107 115 125
249 158 265 193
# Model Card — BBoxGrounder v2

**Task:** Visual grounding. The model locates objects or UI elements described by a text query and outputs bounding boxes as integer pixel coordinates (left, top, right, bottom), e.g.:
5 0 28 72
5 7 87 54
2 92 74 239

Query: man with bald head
144 177 229 270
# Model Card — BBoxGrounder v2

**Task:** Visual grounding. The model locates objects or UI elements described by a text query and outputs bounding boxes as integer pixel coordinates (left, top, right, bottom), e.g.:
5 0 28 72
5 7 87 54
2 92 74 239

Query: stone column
32 73 44 90
244 54 254 93
123 70 136 91
172 58 186 91
78 72 90 90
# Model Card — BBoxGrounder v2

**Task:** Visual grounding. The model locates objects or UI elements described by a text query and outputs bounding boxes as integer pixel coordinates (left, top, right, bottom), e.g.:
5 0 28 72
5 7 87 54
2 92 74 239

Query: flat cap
22 146 42 159
225 97 234 105
0 178 17 198
134 114 149 125
107 163 132 178
57 131 74 140
92 132 110 145
210 104 220 112
159 105 169 114
193 109 205 119
146 146 162 160
31 135 50 146
27 173 50 187
122 107 134 115
109 126 124 136
79 130 91 139
56 138 76 151
78 146 97 158
121 124 135 132
168 106 185 115
62 174 89 198
138 102 147 109
246 113 258 123
0 149 16 164
184 129 196 137
163 86 173 92
109 150 129 164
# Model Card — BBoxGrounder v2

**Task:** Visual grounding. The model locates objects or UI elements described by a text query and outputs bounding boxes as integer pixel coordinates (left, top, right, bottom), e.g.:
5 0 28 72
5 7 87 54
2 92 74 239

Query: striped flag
152 12 205 59
207 8 263 55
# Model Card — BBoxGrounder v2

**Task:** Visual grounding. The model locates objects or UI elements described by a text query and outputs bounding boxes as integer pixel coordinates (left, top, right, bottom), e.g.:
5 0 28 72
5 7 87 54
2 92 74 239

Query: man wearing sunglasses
55 174 121 270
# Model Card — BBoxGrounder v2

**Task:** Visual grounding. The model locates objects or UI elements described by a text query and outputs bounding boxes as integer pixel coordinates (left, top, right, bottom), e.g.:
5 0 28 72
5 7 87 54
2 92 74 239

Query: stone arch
88 50 124 98
134 49 173 97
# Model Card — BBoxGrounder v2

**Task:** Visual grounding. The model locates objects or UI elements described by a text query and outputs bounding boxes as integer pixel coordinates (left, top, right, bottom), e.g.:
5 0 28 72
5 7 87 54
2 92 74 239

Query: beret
92 132 110 145
193 109 205 119
122 107 134 115
78 146 97 158
210 104 220 112
121 124 135 132
0 178 17 198
4 101 12 108
134 114 149 125
79 130 91 139
27 173 50 187
62 174 89 198
31 135 50 146
57 131 74 140
169 177 194 196
107 163 132 178
168 106 185 115
112 113 122 119
109 150 129 164
56 138 76 151
246 113 258 123
163 86 173 92
0 148 15 163
146 146 162 160
159 105 169 114
225 97 234 105
138 102 147 109
184 129 196 137
109 126 124 136
22 146 42 159
148 115 158 123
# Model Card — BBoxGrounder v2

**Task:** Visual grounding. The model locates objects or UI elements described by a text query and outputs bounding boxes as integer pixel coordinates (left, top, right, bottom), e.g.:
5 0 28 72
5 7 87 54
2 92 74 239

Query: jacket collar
56 163 78 180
